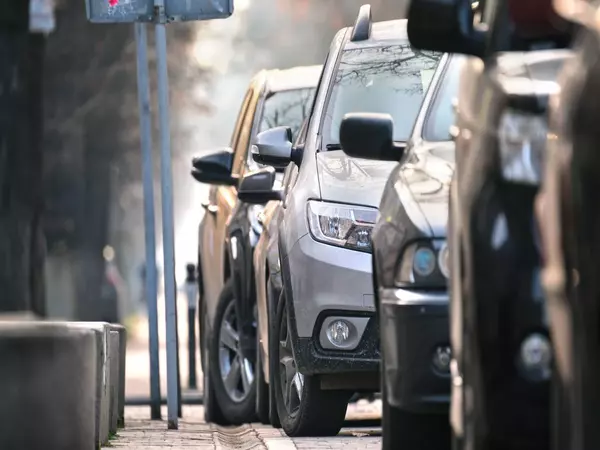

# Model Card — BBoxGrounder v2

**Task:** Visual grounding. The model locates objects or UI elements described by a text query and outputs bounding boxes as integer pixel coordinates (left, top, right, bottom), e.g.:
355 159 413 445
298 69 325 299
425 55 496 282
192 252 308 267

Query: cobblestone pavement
120 294 382 449
104 405 382 449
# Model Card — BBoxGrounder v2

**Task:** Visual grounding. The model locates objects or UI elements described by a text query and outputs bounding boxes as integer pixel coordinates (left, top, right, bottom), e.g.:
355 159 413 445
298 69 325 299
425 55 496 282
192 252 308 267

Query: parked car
339 52 464 449
191 65 320 425
534 1 597 448
248 5 444 437
405 0 573 448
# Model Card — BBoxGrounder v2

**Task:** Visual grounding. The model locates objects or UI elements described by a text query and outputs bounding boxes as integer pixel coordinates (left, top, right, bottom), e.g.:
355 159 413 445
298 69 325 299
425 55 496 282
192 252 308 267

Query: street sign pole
153 0 179 430
85 0 235 431
134 22 161 421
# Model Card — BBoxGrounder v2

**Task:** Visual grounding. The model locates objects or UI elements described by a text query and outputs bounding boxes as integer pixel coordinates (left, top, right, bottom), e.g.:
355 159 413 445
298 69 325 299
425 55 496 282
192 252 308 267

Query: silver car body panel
198 65 321 329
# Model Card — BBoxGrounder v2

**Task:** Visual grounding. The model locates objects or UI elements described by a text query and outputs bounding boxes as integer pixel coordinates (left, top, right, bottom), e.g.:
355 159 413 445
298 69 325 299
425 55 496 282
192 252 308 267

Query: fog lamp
326 320 350 347
432 345 452 373
518 333 552 382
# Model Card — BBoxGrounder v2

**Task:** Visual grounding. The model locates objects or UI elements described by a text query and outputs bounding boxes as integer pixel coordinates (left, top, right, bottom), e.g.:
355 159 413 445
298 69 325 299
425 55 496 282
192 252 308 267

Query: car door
212 85 261 318
202 87 256 323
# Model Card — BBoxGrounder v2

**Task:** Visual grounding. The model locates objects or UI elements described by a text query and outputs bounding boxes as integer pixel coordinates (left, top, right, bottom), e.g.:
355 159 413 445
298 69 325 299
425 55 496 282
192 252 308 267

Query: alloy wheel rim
279 302 304 417
218 300 255 402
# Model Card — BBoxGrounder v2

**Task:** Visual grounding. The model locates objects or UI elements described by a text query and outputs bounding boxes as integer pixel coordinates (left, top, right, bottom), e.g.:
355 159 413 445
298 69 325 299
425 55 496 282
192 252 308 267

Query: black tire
256 311 270 425
201 301 227 425
209 279 257 425
381 363 450 450
273 290 350 437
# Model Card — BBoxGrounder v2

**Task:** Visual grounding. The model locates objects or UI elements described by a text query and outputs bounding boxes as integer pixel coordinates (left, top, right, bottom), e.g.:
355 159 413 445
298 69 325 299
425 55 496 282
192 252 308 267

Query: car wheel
201 301 226 425
273 290 350 437
255 304 270 425
381 362 450 450
209 278 257 424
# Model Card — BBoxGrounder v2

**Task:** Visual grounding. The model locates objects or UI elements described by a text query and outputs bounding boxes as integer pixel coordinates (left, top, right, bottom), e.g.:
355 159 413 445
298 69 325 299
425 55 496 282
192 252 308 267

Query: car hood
396 141 455 236
316 150 397 208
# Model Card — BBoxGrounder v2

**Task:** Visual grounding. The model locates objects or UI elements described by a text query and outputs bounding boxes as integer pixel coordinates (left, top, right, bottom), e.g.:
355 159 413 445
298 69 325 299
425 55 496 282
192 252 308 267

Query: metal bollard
0 322 97 450
109 324 127 428
184 263 198 390
188 306 197 389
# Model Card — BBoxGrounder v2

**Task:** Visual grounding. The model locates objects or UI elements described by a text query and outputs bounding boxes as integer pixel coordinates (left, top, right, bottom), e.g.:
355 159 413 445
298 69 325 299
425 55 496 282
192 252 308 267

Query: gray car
191 65 320 426
243 5 444 437
339 53 464 450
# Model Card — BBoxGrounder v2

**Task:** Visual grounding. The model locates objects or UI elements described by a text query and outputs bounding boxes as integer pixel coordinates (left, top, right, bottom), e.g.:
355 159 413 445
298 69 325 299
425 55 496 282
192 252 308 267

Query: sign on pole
30 0 56 33
85 0 235 431
86 0 234 22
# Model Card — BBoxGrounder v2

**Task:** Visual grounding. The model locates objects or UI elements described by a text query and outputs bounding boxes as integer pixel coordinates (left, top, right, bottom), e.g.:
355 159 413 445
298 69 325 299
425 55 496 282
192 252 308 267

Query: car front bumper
282 233 379 375
380 287 450 414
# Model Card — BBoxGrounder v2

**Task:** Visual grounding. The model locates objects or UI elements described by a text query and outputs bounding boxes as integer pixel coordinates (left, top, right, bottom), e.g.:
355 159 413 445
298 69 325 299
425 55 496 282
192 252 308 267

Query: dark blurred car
405 0 573 448
338 53 464 449
190 65 320 426
534 1 599 448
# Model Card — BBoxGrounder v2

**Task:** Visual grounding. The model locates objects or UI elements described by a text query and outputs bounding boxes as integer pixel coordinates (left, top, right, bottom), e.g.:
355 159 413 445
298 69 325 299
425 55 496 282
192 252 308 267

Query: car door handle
201 201 218 215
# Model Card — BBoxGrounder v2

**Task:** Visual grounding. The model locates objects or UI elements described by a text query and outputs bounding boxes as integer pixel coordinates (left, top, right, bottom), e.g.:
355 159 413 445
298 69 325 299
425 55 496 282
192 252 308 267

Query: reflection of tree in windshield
260 88 315 140
334 46 439 94
322 44 442 144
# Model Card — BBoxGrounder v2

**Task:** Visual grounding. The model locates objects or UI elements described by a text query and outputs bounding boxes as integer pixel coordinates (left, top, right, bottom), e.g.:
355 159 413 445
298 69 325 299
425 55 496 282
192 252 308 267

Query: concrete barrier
69 322 112 448
109 323 127 428
108 330 120 435
32 321 112 448
0 322 96 450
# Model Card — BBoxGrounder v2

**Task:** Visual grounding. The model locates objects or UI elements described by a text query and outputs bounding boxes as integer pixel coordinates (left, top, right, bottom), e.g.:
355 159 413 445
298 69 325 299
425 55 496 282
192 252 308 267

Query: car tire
209 278 257 425
255 309 270 425
381 354 450 450
273 290 350 437
201 301 227 425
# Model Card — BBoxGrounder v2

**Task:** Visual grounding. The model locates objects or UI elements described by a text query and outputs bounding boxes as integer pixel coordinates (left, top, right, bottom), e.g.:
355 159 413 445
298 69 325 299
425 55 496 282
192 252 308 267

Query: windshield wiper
325 143 342 150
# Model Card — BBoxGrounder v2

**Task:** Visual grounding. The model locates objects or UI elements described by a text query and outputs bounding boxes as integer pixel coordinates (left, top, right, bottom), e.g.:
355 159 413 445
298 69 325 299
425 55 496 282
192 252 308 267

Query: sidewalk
105 406 382 450
110 294 382 449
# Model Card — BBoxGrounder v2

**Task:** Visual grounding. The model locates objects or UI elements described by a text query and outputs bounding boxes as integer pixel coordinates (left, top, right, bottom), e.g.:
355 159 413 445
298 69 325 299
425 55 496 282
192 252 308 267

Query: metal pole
134 22 161 421
154 4 179 429
188 303 197 389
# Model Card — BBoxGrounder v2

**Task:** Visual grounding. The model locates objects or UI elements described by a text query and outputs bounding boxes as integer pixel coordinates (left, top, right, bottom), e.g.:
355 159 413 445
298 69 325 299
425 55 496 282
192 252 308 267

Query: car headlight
396 239 448 287
307 200 377 253
498 110 548 185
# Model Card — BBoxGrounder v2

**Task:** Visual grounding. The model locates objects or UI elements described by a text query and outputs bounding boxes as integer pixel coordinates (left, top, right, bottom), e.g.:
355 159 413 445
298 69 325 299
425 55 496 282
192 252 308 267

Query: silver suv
246 5 444 437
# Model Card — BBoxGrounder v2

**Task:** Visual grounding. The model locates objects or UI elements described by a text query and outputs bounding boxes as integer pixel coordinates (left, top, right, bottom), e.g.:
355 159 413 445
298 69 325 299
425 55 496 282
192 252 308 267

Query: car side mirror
191 148 238 186
237 166 283 205
252 126 298 168
339 113 402 162
407 0 486 57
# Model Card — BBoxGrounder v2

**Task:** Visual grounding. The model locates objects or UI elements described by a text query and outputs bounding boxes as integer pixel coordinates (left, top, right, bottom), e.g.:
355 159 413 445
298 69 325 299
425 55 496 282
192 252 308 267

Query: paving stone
104 406 382 450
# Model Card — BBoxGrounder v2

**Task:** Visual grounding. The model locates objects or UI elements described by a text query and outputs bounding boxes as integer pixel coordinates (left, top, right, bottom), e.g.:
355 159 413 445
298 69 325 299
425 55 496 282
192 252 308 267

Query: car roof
343 19 408 51
257 65 322 93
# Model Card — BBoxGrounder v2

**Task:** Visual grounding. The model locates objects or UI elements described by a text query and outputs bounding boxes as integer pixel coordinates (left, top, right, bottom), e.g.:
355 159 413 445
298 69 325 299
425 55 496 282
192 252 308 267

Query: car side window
230 89 252 151
232 89 259 177
280 118 307 202
294 117 308 149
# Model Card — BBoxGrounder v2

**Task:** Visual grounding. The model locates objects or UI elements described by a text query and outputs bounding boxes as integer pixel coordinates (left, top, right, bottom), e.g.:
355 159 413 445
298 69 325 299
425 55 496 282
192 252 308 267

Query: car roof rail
350 4 372 42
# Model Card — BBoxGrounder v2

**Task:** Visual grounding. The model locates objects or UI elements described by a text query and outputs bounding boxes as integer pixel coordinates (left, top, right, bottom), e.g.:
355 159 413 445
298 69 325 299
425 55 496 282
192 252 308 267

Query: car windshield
259 87 316 141
422 55 463 142
322 44 441 147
